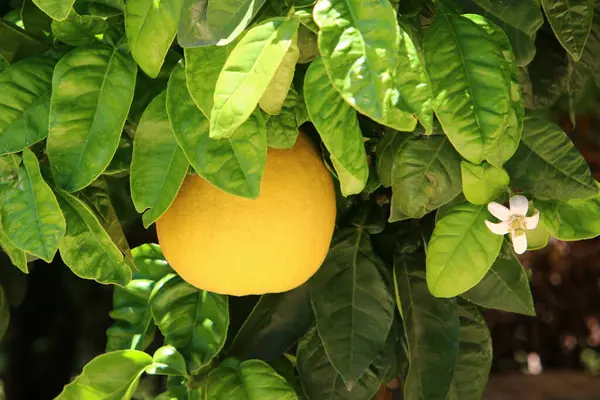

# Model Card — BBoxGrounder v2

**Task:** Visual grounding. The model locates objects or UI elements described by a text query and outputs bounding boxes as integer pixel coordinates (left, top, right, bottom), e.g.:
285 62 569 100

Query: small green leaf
266 87 302 149
0 223 28 273
1 149 65 262
424 13 511 164
125 0 183 78
166 63 266 199
462 241 535 315
394 253 459 400
526 218 550 250
461 161 509 205
204 358 297 400
56 189 132 286
210 18 300 139
48 45 137 192
390 136 462 219
33 0 75 21
304 57 368 196
51 11 108 46
541 0 594 62
310 227 395 387
0 56 56 155
147 345 189 377
150 273 229 374
505 115 598 201
426 202 503 298
259 34 299 115
297 24 318 64
130 91 189 228
375 129 409 188
55 350 153 400
228 283 313 361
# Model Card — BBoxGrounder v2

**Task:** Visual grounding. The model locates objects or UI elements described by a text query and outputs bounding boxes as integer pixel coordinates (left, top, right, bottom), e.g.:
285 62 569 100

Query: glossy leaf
51 11 108 46
426 202 503 298
106 243 173 352
210 18 300 138
177 0 267 47
56 189 131 286
166 63 266 199
130 91 189 228
259 34 299 115
1 149 65 262
147 345 189 377
424 13 511 164
310 227 395 387
304 57 368 196
48 45 137 192
125 0 183 78
314 0 416 131
55 350 153 400
541 0 594 62
461 161 509 205
266 87 303 149
33 0 75 21
228 283 313 361
462 241 535 315
390 136 462 220
204 358 297 400
0 56 56 155
394 253 459 400
505 115 598 201
150 273 229 374
376 129 409 188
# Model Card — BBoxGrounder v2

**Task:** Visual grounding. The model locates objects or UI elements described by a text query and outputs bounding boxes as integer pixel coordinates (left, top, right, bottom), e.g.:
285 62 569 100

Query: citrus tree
1 0 600 398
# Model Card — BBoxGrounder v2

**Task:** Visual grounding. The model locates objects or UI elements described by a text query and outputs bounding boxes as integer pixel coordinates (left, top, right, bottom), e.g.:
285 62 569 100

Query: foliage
1 0 600 398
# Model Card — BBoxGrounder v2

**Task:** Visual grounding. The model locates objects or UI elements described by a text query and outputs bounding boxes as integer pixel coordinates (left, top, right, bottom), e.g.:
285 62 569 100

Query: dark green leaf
266 87 302 149
426 202 503 298
0 20 48 63
390 136 462 220
304 57 368 196
375 129 409 188
147 345 189 377
130 91 189 228
297 24 317 64
103 136 132 176
505 115 598 200
74 0 125 17
51 11 108 46
461 161 509 205
55 350 153 400
21 0 53 40
48 45 137 192
150 273 229 374
1 149 65 262
393 253 459 400
32 0 76 20
310 227 394 387
462 241 535 315
541 0 594 61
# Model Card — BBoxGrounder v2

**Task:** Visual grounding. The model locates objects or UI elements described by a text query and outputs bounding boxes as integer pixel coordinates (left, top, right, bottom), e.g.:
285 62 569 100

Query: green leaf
125 0 183 78
526 218 550 250
150 273 229 374
375 129 409 188
51 11 108 46
541 0 594 62
297 24 318 64
424 13 511 164
210 17 299 139
314 0 416 131
48 45 137 192
166 63 266 199
426 202 503 298
297 326 394 400
33 0 75 21
304 57 368 196
259 34 299 115
266 87 303 149
0 20 49 63
0 222 28 273
205 358 297 400
393 253 459 400
147 345 189 377
103 136 132 176
0 55 56 155
462 241 535 315
21 0 53 39
461 161 509 205
56 189 131 286
505 115 598 201
390 136 462 220
74 0 125 17
55 350 153 400
1 149 65 262
177 0 268 47
446 301 493 400
130 91 189 228
228 283 313 361
0 286 9 341
106 243 173 352
310 227 395 387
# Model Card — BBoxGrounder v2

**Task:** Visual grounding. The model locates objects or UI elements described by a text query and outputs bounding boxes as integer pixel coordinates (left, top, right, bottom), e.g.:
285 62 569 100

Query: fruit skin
156 131 336 296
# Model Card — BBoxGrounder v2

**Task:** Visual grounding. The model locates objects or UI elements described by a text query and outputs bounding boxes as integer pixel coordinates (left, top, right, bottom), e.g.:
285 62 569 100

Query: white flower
485 195 540 255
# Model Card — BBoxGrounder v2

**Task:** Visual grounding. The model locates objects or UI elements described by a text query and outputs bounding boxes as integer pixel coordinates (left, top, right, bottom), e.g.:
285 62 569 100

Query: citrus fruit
156 132 336 296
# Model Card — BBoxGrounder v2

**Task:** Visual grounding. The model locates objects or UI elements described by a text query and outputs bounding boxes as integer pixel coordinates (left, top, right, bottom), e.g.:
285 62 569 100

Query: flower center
508 215 527 233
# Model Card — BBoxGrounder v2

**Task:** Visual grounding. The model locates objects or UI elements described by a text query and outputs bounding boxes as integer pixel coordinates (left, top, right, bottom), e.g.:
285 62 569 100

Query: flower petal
510 195 529 216
526 209 540 230
485 220 509 235
488 202 511 221
511 230 528 254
